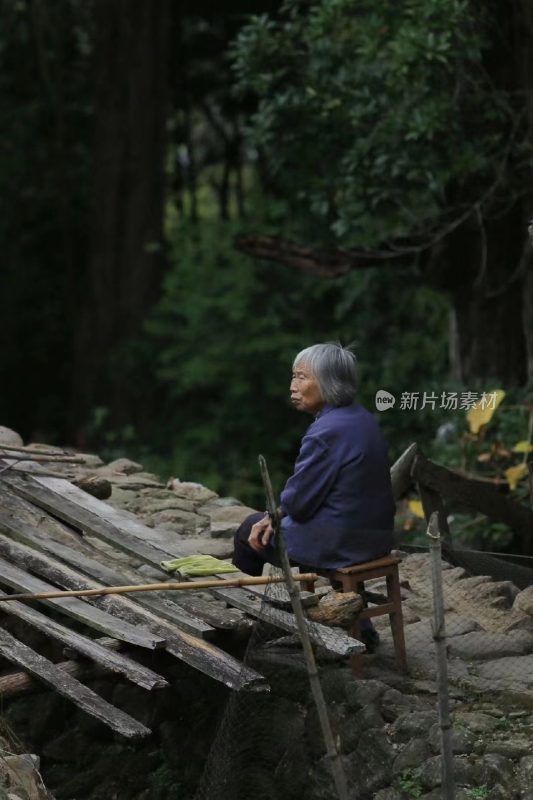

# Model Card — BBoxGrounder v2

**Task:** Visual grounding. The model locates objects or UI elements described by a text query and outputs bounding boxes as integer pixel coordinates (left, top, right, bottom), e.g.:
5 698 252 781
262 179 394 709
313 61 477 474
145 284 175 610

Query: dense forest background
0 0 531 540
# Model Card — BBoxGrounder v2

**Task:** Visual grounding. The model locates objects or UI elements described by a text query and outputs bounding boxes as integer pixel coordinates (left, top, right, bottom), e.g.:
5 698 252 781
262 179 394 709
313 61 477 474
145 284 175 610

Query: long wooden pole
426 511 455 800
0 573 318 604
259 455 350 800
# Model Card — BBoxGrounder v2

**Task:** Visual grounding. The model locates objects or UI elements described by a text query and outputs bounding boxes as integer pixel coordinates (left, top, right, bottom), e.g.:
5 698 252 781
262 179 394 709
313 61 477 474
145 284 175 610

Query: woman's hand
248 514 274 552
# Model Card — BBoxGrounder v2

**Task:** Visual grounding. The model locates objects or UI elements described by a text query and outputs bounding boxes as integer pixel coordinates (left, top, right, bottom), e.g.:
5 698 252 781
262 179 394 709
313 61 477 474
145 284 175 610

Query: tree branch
233 236 407 277
235 106 525 278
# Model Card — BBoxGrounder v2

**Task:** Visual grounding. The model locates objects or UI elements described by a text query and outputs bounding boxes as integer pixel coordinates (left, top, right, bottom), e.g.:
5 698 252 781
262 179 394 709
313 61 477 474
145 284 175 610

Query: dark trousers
232 512 282 576
232 511 375 632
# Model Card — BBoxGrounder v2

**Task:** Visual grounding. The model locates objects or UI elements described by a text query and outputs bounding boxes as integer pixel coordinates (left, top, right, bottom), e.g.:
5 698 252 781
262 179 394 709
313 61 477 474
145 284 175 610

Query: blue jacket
280 403 395 568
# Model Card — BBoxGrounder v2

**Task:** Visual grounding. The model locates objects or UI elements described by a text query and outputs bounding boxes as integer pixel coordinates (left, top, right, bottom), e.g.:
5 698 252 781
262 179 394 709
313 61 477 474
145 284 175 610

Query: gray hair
293 342 358 406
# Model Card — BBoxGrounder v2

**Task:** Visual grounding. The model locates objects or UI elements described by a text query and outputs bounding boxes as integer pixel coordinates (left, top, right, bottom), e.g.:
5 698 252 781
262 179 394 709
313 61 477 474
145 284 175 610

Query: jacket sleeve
280 434 340 522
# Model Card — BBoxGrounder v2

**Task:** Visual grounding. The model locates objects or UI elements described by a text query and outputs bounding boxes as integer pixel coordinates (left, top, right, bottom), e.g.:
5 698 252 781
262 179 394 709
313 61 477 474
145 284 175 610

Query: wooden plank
40 539 216 636
226 566 319 609
212 586 364 657
0 636 124 697
76 589 267 692
31 532 242 633
412 452 533 543
0 532 266 692
0 486 240 631
1 473 360 658
0 512 214 638
3 472 177 561
0 627 150 738
0 586 166 690
0 555 164 650
391 442 417 501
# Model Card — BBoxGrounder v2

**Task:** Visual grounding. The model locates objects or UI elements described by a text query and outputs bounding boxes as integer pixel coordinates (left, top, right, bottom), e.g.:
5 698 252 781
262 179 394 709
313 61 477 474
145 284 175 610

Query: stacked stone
3 425 533 798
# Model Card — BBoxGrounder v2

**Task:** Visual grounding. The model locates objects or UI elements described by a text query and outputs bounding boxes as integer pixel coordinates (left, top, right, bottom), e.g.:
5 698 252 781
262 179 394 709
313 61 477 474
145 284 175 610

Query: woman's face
290 362 325 415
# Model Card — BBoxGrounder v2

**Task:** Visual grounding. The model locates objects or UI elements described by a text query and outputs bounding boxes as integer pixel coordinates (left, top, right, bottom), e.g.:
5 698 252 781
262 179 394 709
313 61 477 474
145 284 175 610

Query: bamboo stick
0 573 318 604
426 511 455 800
259 455 349 800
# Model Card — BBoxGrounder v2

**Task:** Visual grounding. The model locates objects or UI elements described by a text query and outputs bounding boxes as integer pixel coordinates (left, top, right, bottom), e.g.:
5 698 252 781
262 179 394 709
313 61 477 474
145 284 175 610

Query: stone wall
1 426 533 799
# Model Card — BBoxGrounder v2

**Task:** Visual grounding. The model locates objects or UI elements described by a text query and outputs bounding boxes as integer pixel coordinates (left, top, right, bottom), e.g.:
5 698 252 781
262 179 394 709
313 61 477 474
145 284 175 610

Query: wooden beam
0 555 165 650
0 591 166 690
0 627 151 738
0 637 123 697
2 471 172 563
0 509 214 638
391 442 417 500
411 452 533 546
0 532 266 692
0 486 239 632
211 586 364 657
1 474 363 658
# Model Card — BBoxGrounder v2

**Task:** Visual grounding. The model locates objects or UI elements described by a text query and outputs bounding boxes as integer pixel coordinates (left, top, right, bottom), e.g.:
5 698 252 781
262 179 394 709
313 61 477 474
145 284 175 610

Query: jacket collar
314 403 335 420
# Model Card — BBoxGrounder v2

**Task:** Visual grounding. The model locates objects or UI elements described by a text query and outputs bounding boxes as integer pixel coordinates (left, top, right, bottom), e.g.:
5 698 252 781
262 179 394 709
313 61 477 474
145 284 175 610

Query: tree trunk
425 204 529 387
70 0 171 443
515 0 533 385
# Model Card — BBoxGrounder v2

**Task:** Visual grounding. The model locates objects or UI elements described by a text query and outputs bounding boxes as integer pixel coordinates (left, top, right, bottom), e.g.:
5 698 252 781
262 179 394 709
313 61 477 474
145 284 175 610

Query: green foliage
145 218 349 502
231 0 510 245
400 385 532 549
495 716 510 731
142 212 450 505
398 768 424 799
464 786 490 800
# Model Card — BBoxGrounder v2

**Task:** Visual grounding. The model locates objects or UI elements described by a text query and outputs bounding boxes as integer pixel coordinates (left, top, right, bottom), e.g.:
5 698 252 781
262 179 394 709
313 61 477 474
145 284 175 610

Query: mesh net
194 562 360 800
193 523 533 800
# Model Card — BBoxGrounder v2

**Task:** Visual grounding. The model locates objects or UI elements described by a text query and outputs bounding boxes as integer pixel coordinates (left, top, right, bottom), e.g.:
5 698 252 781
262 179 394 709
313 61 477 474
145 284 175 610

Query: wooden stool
330 555 407 676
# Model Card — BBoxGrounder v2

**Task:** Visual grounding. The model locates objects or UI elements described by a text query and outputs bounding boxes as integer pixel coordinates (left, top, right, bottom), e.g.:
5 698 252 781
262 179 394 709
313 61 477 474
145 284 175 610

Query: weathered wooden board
3 472 177 561
213 586 364 657
0 533 266 692
221 566 318 609
0 555 164 649
1 473 363 658
0 636 123 697
412 452 533 541
0 586 166 690
0 627 150 738
0 510 213 638
0 486 240 631
35 532 242 633
391 442 417 501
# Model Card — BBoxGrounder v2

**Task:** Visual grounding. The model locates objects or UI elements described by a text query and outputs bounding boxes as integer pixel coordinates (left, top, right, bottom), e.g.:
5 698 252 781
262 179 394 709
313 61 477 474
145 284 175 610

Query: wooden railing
390 443 533 553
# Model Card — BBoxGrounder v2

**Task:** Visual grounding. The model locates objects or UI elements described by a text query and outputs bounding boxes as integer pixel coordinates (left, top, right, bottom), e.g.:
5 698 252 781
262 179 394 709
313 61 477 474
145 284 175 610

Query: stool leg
339 575 365 676
339 575 356 593
387 568 408 670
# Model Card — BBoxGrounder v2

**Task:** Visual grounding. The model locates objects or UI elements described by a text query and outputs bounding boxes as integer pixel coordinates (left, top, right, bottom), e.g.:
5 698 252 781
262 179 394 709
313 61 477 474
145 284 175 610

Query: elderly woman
232 342 395 646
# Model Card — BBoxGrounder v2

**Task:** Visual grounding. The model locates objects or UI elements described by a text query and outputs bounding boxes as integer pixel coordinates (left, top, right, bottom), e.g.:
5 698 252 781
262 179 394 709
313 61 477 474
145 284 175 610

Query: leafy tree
231 0 533 387
143 213 450 505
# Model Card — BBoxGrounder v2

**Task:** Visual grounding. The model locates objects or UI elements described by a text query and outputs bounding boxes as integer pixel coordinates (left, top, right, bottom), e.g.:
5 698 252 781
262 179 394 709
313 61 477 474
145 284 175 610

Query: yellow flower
504 463 529 490
511 440 533 454
408 499 425 519
466 390 505 434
